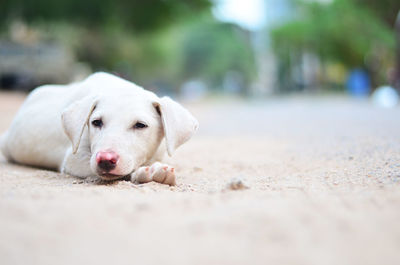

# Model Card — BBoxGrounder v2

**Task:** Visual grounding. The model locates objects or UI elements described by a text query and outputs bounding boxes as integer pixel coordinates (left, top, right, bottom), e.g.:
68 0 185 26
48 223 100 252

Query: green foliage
2 0 255 91
271 0 395 68
49 14 256 90
181 19 256 88
0 0 211 33
353 0 400 27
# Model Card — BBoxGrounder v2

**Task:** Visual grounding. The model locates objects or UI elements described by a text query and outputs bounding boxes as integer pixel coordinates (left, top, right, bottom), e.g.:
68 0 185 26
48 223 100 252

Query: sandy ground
0 91 400 265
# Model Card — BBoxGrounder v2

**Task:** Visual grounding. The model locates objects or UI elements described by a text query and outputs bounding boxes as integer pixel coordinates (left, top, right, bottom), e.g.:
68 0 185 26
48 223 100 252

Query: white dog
0 72 198 185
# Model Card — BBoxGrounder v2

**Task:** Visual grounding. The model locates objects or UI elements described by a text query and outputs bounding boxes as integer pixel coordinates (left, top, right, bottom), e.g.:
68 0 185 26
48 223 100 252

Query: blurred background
0 0 399 105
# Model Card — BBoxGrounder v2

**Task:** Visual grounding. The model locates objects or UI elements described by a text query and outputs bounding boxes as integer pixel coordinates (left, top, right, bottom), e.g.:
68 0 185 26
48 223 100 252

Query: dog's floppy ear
61 96 98 154
153 97 199 156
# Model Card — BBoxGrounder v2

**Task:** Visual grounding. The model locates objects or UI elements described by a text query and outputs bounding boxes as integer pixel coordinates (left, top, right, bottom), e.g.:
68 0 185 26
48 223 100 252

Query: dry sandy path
0 92 399 265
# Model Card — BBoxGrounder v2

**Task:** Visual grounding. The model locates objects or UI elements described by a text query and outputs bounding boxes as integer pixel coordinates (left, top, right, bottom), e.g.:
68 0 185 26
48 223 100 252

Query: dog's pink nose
96 151 119 172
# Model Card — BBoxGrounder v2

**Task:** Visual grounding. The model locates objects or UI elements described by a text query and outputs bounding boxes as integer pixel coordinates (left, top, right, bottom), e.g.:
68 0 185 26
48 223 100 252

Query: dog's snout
96 151 119 172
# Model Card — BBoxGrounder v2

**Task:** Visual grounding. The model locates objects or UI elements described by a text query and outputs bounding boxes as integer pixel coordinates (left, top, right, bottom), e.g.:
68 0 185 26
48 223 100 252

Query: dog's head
61 74 198 180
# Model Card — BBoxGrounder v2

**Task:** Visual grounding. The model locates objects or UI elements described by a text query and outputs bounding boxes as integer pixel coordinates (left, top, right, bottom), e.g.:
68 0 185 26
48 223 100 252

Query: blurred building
0 22 89 91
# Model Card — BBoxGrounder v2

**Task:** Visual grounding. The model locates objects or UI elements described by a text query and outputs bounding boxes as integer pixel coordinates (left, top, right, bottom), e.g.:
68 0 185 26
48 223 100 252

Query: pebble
227 177 249 190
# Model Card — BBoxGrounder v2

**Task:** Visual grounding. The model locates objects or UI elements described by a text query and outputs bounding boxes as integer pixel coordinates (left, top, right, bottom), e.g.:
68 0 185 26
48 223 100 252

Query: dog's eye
91 119 103 128
133 122 148 129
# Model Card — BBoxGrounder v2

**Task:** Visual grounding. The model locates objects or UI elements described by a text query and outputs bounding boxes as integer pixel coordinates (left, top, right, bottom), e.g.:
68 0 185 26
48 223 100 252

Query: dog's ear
61 96 98 154
153 97 199 156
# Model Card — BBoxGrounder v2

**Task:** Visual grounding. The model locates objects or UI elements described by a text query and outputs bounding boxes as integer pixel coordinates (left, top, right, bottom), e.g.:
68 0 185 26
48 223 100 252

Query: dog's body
0 72 198 185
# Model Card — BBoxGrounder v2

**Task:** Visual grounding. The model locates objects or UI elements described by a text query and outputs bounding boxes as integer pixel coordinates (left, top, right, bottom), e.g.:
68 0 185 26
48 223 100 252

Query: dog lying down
0 72 199 185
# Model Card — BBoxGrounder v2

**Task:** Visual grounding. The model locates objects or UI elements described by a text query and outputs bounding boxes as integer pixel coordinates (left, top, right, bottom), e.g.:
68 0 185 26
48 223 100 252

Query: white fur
0 72 198 185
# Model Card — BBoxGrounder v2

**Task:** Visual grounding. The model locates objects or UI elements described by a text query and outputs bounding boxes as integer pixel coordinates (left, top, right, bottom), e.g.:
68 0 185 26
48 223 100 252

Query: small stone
227 177 249 190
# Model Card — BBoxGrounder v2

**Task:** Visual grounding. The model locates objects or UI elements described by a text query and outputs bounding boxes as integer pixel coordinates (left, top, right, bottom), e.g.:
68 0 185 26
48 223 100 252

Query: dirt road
0 92 399 265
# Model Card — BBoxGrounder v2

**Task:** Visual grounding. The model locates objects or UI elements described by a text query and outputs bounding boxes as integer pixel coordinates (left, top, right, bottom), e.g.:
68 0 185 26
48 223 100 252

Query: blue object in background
346 68 371 97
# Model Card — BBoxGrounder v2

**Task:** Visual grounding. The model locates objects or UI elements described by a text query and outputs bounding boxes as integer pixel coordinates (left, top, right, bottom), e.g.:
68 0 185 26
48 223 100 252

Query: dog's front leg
131 162 176 186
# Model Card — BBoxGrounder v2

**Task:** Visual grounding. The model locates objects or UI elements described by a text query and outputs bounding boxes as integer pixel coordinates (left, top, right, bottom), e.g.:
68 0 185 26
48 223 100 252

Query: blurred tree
1 0 256 94
270 0 396 91
46 14 256 93
353 0 400 28
180 19 256 93
129 16 256 94
0 0 211 33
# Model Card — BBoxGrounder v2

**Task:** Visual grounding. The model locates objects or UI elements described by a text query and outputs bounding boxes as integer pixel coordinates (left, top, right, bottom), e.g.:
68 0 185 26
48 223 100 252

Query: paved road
0 92 399 265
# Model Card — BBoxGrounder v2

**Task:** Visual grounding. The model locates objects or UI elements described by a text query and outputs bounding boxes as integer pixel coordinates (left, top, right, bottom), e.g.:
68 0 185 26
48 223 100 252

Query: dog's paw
150 162 176 186
132 162 176 186
132 166 152 184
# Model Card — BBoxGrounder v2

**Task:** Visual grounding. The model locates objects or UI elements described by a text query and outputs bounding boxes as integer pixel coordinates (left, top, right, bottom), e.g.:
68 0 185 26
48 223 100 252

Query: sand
0 92 399 265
